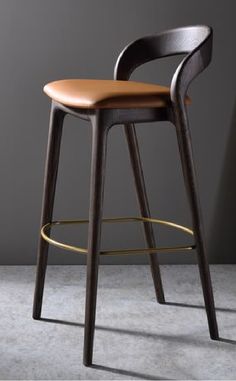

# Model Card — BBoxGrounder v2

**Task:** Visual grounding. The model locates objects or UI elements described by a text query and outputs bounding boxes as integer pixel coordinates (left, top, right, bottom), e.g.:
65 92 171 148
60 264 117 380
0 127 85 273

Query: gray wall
0 0 235 265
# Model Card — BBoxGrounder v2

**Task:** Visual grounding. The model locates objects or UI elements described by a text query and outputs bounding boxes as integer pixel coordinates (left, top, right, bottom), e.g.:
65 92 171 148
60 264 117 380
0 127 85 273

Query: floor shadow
40 317 83 327
91 364 172 380
165 301 236 314
41 317 163 340
40 317 236 346
218 338 236 345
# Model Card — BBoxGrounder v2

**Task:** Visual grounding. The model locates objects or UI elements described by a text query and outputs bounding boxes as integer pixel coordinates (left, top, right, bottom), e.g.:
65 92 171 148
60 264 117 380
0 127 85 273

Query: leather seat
44 79 190 109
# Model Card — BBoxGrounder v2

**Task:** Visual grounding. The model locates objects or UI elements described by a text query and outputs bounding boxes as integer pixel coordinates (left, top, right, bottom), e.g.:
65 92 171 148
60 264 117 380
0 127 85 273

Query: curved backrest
114 25 213 103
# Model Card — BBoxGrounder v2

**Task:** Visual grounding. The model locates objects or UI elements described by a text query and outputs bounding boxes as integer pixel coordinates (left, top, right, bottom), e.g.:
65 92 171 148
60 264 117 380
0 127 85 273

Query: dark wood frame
33 25 219 367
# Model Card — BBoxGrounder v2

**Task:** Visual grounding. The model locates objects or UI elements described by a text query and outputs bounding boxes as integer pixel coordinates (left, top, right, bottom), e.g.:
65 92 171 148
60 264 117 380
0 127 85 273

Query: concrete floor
0 265 236 380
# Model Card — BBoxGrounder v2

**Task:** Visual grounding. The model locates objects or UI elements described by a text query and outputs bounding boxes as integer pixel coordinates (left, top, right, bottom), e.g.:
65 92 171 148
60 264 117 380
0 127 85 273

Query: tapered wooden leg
124 124 165 303
174 107 219 339
33 102 65 320
83 112 108 366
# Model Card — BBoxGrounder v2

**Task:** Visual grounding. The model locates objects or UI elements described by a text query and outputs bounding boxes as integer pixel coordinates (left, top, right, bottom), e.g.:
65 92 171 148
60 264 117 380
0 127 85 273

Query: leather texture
44 79 190 109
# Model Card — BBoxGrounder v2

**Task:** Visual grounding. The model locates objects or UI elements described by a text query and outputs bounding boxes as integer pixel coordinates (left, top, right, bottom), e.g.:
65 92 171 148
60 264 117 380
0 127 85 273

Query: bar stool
33 25 219 366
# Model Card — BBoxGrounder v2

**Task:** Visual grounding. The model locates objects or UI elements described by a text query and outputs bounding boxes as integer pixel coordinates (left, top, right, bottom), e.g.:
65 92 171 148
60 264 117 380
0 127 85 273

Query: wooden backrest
114 25 213 102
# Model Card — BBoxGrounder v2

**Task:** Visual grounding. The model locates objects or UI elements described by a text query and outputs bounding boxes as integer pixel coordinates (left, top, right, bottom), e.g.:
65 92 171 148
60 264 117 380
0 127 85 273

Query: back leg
173 106 219 339
124 123 165 303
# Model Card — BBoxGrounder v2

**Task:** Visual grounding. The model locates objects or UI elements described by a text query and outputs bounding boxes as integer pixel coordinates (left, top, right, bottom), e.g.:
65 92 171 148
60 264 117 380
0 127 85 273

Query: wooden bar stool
33 25 219 366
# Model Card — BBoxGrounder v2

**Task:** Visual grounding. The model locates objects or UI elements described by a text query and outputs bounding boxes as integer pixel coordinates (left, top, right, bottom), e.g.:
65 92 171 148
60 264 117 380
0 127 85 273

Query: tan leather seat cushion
44 79 190 109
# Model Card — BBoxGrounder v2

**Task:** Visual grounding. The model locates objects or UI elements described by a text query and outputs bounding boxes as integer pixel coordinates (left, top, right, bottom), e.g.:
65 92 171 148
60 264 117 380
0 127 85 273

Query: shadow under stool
33 25 219 366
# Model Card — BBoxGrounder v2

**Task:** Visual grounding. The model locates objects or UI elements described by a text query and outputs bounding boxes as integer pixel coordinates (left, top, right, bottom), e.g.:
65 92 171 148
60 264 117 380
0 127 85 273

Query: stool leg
124 123 165 303
83 113 108 366
33 103 65 319
174 107 219 340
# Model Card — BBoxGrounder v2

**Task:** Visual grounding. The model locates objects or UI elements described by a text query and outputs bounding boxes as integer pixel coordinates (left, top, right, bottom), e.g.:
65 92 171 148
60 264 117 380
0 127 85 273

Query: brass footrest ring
41 217 195 256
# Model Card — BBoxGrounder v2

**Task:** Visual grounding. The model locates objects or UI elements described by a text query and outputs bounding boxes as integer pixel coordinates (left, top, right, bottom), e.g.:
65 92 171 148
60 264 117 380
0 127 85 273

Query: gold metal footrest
41 217 195 256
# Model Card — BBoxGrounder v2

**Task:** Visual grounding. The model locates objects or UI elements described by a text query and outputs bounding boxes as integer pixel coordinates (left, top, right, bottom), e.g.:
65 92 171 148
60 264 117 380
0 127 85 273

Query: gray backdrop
0 0 235 265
